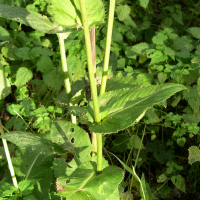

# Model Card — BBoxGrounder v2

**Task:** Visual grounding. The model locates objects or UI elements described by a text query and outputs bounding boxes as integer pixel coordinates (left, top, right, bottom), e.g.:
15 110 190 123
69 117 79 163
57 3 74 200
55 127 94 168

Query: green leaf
0 4 62 34
183 85 200 112
0 63 11 99
0 131 65 154
43 68 63 90
0 26 13 42
15 47 30 60
157 174 167 183
116 5 131 21
152 33 168 45
132 43 149 55
188 27 200 39
57 162 124 200
158 73 167 84
12 147 55 199
50 120 93 173
57 80 86 105
37 55 53 73
177 137 186 147
148 51 168 65
67 56 86 82
109 151 149 200
52 0 105 28
0 181 18 198
173 36 194 52
88 84 186 133
15 67 33 88
175 51 190 58
18 179 35 195
139 0 150 9
106 72 153 91
171 175 186 193
188 146 200 165
123 16 138 30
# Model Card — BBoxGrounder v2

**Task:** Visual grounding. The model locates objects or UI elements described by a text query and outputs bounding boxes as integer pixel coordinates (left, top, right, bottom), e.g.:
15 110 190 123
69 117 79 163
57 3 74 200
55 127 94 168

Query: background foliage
0 0 200 199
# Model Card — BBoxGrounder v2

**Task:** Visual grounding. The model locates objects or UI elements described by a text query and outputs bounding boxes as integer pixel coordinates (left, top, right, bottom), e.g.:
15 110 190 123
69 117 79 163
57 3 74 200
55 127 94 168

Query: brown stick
90 26 96 78
90 26 97 153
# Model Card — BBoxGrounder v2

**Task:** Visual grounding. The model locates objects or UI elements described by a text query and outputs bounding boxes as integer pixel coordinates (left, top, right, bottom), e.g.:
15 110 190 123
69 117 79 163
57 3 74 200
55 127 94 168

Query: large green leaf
52 0 105 28
50 119 93 172
0 63 11 99
0 131 65 154
87 84 186 133
0 4 66 33
12 148 55 200
56 162 123 200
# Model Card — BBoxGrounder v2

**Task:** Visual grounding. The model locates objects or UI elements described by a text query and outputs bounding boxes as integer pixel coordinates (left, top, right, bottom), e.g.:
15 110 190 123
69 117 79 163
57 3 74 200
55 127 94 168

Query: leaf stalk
0 120 18 188
100 0 116 95
57 30 76 124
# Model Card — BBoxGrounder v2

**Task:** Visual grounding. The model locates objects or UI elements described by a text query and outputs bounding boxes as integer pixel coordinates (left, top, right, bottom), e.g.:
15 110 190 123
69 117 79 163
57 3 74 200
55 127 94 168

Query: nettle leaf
139 0 150 9
183 85 200 112
15 67 33 88
43 68 63 90
0 4 62 34
152 33 168 45
116 5 131 21
57 162 123 200
175 51 190 58
188 27 200 39
0 131 65 154
52 0 105 28
14 47 30 60
188 146 200 165
132 43 149 55
37 55 54 73
148 50 168 65
0 182 18 198
173 36 194 52
67 56 86 82
88 84 186 133
0 63 11 100
0 26 13 42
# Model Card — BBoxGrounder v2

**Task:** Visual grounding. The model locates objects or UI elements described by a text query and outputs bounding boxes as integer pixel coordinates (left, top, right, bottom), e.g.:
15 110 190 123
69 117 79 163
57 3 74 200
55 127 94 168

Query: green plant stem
100 0 116 95
79 0 102 172
0 120 18 188
57 31 76 124
134 124 146 168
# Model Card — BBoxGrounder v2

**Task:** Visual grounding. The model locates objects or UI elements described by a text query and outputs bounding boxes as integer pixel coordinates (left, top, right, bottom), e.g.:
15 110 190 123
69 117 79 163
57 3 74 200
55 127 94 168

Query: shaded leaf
0 131 65 154
139 0 150 9
0 4 63 34
0 63 11 99
188 27 200 39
